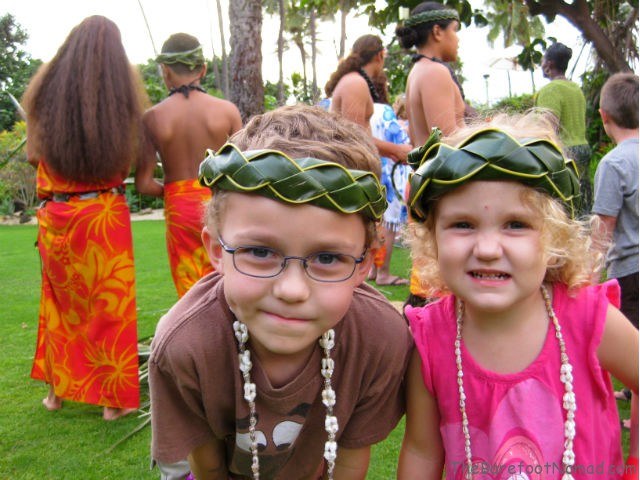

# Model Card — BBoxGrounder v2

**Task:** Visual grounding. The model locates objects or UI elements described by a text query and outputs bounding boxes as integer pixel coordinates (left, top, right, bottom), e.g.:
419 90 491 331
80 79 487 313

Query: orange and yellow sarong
31 162 139 409
164 179 214 297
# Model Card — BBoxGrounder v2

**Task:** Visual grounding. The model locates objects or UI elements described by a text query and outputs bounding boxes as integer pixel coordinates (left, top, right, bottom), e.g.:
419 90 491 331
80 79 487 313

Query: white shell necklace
455 285 576 480
233 321 339 480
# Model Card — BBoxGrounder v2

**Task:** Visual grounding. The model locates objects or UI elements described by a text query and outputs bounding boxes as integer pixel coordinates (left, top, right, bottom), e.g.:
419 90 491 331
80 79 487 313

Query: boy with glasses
149 105 413 480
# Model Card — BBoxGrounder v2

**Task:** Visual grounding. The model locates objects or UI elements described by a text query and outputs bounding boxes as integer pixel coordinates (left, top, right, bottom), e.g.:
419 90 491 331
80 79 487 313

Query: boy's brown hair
600 72 639 129
159 33 204 75
205 104 381 244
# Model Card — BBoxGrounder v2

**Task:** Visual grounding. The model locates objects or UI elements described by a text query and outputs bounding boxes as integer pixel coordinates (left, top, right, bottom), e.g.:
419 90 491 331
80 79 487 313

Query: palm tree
215 0 230 97
229 0 264 121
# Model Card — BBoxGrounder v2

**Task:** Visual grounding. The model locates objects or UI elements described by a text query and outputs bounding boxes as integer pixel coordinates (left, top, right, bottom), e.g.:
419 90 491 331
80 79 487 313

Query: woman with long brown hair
23 15 148 420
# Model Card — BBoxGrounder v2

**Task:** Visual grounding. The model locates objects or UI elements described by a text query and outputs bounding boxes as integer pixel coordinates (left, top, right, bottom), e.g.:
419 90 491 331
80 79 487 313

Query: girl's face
434 181 549 317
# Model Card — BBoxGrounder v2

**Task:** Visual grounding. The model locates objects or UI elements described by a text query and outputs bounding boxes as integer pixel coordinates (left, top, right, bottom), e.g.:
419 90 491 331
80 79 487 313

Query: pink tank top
406 281 624 479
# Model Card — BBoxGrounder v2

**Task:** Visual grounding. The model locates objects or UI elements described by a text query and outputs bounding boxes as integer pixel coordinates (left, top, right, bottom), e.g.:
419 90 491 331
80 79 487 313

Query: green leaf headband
407 128 581 221
198 143 388 220
405 9 460 28
156 46 205 70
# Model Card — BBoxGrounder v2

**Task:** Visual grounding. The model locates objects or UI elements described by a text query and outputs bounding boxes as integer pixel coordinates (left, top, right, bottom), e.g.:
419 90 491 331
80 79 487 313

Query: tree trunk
294 37 308 100
310 8 319 103
216 0 230 97
524 0 632 72
229 0 264 122
277 0 286 105
339 0 347 59
207 5 221 91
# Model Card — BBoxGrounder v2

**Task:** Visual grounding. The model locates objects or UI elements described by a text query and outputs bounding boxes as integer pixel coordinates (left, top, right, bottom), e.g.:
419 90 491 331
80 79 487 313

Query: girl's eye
507 221 529 230
452 221 472 229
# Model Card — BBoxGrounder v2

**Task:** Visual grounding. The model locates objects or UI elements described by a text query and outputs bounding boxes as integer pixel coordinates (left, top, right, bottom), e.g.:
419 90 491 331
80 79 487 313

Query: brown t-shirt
150 273 413 479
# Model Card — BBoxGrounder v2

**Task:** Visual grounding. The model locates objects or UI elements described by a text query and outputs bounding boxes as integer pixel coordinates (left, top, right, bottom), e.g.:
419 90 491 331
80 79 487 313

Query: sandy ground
1 208 165 226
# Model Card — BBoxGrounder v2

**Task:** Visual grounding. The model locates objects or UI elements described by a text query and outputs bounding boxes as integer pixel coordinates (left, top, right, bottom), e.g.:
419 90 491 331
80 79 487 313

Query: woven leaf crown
198 143 387 220
156 46 204 70
405 9 459 27
408 128 581 220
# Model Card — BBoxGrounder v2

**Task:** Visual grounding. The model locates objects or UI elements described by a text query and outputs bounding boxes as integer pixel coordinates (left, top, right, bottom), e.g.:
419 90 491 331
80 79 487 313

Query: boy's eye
245 247 277 259
310 253 341 266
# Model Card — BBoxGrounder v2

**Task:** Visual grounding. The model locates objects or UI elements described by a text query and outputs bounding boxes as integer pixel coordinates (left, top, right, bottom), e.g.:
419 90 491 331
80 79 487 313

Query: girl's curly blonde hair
406 111 605 296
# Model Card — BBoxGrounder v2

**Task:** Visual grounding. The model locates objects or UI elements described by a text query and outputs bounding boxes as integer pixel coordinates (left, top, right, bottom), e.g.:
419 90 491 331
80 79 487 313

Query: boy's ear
599 108 610 124
202 226 224 273
352 249 375 285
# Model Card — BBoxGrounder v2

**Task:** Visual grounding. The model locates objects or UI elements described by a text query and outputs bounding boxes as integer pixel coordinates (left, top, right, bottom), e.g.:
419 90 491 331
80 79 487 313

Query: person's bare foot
103 407 137 421
375 274 409 286
42 388 62 411
367 266 378 281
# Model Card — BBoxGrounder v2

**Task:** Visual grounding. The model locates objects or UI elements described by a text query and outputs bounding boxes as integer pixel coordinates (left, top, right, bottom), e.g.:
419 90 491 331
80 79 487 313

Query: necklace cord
455 286 576 479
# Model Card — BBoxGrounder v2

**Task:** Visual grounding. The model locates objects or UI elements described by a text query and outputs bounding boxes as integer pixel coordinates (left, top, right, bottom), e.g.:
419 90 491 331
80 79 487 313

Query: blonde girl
398 114 638 479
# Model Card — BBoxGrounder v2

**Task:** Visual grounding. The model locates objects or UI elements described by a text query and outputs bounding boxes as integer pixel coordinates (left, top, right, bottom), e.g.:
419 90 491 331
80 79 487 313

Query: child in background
149 105 412 480
135 33 242 298
398 114 638 479
592 72 639 429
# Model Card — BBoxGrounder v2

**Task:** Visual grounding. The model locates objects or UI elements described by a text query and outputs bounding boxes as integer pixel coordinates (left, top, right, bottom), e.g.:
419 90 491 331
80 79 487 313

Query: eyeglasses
218 236 367 283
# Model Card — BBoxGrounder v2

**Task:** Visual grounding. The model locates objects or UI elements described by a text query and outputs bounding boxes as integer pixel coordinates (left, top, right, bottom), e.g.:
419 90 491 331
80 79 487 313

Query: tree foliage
0 14 41 131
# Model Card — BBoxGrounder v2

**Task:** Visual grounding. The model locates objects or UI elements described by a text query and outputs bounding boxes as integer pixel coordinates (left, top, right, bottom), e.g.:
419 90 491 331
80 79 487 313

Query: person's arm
26 133 39 167
590 214 617 282
417 65 462 136
534 87 561 119
135 115 164 197
332 445 371 480
227 103 243 136
397 350 445 480
597 305 639 459
187 439 228 480
373 138 413 163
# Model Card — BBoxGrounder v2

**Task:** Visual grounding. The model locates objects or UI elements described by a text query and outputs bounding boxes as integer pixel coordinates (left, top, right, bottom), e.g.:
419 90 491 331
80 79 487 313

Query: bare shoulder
410 60 452 82
333 71 367 95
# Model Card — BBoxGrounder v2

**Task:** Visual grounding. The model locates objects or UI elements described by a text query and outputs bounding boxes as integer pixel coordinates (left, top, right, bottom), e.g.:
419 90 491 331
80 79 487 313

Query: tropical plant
0 122 36 212
0 14 41 131
364 0 637 74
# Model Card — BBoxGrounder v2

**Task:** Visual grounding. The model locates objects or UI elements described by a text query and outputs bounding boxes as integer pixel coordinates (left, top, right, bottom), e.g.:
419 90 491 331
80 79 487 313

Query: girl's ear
202 226 224 273
431 24 443 42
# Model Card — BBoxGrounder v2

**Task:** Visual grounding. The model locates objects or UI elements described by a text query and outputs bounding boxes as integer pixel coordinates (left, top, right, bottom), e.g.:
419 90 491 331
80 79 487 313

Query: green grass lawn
0 221 630 479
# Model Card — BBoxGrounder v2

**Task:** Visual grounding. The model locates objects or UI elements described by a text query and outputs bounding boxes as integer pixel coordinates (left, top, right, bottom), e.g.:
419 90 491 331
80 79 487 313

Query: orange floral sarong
164 179 214 298
31 162 139 409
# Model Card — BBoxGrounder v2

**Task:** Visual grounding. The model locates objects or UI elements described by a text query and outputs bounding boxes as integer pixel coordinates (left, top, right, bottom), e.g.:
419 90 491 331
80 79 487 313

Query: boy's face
203 192 372 362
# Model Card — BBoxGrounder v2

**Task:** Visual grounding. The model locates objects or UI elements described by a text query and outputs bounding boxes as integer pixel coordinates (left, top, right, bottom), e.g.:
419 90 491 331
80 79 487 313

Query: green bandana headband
405 9 459 27
156 46 204 70
199 143 387 220
408 128 581 221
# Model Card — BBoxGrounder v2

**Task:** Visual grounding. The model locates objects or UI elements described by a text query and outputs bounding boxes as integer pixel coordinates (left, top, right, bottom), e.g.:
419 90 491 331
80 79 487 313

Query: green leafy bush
0 122 36 213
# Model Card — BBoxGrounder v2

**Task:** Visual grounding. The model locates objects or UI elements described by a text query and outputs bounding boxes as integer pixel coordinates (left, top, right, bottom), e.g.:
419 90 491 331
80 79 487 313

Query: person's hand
392 143 414 164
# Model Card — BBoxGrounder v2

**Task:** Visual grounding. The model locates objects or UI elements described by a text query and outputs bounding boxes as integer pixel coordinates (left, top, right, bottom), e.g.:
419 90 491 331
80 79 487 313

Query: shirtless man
136 33 242 297
325 34 413 163
396 2 465 144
